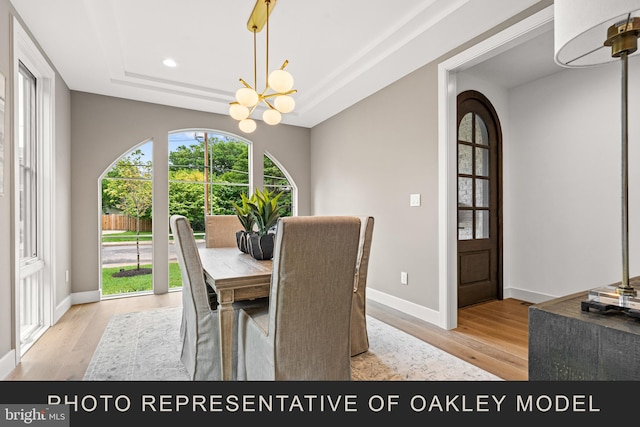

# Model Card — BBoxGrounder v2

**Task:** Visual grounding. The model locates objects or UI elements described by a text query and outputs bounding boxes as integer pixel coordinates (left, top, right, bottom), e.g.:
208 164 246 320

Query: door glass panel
458 113 473 142
458 177 473 207
264 154 294 217
458 144 472 175
168 131 250 289
458 210 473 240
476 115 488 145
475 178 489 208
101 142 153 297
475 210 489 239
475 146 489 177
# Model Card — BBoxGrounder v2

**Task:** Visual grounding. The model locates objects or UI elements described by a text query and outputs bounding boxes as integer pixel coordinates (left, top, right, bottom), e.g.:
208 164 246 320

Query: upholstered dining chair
350 215 375 356
205 214 243 248
204 214 244 307
170 214 266 380
236 215 361 381
170 214 222 380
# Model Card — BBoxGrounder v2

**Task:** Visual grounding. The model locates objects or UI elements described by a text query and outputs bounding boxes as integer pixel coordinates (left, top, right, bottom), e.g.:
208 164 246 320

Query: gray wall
311 64 441 311
0 0 13 366
70 92 310 299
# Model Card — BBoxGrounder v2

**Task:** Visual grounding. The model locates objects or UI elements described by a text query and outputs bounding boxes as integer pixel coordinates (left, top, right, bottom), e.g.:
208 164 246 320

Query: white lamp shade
263 109 282 125
236 87 259 107
274 95 295 113
268 69 294 93
239 118 257 133
555 0 640 67
229 104 250 120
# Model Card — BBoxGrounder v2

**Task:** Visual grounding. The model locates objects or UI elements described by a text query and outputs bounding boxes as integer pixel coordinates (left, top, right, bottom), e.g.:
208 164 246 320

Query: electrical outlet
401 272 408 285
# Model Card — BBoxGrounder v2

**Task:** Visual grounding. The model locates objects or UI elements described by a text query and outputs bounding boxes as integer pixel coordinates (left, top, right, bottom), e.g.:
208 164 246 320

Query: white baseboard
367 288 443 328
503 287 556 304
0 349 16 380
54 294 73 324
71 290 101 305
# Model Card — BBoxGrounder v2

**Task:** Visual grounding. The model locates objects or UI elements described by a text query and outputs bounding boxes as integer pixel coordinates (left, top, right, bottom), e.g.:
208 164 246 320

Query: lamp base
581 284 640 318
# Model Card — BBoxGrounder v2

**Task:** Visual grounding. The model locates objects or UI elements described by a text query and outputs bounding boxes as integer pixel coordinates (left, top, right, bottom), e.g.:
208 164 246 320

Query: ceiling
10 0 553 129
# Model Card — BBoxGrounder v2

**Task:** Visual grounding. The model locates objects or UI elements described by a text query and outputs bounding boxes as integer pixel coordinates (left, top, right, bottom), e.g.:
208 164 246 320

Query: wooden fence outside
102 214 152 232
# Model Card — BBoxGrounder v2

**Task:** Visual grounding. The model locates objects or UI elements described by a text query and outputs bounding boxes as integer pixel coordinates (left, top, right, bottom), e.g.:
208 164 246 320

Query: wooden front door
456 90 502 308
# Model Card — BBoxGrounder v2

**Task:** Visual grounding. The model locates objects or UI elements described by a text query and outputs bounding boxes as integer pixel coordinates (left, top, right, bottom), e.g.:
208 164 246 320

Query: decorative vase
247 233 276 260
236 230 251 253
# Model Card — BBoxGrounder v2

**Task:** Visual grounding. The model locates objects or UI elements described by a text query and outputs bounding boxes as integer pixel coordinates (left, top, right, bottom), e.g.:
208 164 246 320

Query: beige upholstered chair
170 214 266 380
170 214 222 380
236 216 361 380
203 214 244 308
350 215 374 356
205 214 243 248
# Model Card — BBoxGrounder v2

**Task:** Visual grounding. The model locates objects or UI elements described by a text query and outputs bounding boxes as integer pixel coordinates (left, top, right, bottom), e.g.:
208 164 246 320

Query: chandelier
229 0 297 133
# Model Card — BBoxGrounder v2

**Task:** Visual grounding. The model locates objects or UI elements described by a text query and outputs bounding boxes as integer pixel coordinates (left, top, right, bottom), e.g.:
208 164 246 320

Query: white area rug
83 306 502 381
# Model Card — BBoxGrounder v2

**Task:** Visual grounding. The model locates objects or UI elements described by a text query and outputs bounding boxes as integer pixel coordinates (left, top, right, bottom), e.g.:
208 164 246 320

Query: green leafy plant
231 192 257 232
248 188 285 235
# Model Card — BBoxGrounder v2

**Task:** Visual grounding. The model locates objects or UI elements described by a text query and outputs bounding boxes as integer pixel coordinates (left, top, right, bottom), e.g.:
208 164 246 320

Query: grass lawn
101 231 152 243
102 231 205 243
101 262 183 295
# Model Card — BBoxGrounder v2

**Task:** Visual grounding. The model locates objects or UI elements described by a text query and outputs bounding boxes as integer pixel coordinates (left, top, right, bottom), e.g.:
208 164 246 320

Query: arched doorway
456 90 503 308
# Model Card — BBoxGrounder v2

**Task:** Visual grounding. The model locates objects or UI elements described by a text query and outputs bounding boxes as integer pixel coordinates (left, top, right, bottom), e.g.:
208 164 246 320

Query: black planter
247 233 276 260
236 230 251 253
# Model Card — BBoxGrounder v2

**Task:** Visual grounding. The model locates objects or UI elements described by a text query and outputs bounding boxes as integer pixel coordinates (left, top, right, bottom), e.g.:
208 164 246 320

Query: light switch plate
410 193 421 207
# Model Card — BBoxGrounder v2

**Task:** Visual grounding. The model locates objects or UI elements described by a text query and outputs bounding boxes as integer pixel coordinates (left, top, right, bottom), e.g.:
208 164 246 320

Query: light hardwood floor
3 293 529 381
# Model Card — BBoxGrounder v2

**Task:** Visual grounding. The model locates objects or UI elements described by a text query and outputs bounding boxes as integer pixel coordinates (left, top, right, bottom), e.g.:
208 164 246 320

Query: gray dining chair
351 215 374 356
236 215 361 380
170 214 266 380
205 214 243 248
171 214 221 380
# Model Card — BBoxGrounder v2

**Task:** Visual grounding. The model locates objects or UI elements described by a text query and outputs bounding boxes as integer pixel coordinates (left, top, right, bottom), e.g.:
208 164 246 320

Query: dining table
197 246 272 380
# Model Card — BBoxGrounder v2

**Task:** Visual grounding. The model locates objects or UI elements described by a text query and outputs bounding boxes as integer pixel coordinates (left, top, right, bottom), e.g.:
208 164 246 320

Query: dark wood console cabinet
529 291 640 380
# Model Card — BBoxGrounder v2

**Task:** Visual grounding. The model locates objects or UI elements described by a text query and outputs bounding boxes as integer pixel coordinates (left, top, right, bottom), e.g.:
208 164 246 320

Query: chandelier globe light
229 0 297 133
229 103 250 120
235 87 259 107
268 68 294 93
274 94 295 113
239 118 257 134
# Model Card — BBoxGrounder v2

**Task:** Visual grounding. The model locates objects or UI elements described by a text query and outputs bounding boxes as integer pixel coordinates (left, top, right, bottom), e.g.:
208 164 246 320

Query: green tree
264 155 292 217
169 169 206 231
169 135 249 218
103 149 152 270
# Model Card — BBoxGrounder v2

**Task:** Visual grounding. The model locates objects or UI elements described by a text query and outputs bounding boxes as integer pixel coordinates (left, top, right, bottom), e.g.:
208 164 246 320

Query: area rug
83 306 501 381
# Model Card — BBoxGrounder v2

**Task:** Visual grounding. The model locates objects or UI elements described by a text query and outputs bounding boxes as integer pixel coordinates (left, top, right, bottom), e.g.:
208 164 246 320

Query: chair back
268 215 361 380
351 215 374 356
170 214 221 380
205 215 242 248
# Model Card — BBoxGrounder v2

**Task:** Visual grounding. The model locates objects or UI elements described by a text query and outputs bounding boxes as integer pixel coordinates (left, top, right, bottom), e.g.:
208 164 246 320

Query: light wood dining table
197 246 272 380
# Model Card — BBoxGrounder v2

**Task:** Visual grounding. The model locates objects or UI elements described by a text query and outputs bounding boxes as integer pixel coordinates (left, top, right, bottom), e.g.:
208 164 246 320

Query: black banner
0 380 627 424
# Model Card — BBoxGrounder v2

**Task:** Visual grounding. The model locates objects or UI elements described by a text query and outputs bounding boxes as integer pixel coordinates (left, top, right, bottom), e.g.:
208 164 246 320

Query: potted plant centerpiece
245 188 285 260
231 192 257 253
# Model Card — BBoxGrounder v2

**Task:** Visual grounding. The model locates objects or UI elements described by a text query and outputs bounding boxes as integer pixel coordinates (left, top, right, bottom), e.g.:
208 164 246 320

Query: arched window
99 130 297 296
100 140 153 297
264 152 296 217
168 131 250 232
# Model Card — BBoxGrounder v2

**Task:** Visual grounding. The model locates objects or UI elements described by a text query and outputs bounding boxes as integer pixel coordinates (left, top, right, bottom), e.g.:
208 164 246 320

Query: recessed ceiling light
163 58 177 68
